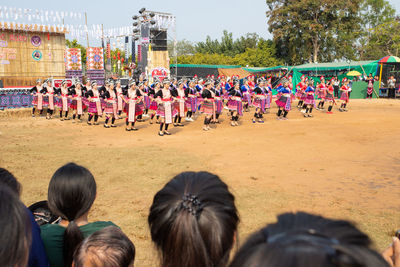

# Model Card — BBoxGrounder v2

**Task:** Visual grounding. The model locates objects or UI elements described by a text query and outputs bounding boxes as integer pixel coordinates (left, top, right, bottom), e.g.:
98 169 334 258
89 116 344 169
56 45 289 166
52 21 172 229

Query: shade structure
378 56 400 64
346 70 362 76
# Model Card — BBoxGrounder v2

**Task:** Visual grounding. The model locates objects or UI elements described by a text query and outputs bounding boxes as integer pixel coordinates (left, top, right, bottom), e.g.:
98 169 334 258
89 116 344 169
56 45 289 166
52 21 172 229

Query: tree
365 18 400 58
177 39 283 67
266 0 363 64
167 39 196 57
232 40 283 67
356 0 397 59
195 31 261 56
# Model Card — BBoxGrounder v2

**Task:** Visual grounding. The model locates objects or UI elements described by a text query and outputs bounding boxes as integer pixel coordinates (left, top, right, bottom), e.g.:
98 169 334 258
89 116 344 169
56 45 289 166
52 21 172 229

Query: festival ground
0 99 399 266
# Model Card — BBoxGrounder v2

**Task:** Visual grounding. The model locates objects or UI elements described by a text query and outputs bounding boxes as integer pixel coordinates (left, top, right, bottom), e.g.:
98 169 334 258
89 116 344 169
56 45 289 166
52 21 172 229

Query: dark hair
73 226 135 267
47 162 97 267
229 212 389 267
148 171 239 267
0 167 21 195
0 186 32 267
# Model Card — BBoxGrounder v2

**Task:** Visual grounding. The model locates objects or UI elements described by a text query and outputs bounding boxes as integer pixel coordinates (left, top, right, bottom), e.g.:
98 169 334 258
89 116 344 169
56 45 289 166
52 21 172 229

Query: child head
73 226 135 267
148 171 239 267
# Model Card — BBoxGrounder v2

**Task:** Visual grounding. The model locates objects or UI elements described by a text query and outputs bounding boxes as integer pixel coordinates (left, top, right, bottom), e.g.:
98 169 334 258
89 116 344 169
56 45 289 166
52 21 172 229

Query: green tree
356 0 397 59
232 40 283 67
266 0 363 64
195 31 261 56
365 18 400 58
167 39 196 57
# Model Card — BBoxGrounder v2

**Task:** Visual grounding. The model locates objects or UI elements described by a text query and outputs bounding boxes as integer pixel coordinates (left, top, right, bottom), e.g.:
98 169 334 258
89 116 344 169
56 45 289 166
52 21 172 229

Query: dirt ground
0 99 400 266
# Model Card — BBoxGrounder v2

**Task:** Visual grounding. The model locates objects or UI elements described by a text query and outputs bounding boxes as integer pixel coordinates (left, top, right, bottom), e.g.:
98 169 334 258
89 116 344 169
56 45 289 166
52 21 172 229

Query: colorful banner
65 48 82 70
86 47 104 70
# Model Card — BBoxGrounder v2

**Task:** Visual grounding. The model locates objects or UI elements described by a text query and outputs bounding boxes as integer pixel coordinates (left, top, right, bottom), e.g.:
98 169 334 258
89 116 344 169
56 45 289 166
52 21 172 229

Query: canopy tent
292 60 379 76
242 66 289 73
377 56 400 96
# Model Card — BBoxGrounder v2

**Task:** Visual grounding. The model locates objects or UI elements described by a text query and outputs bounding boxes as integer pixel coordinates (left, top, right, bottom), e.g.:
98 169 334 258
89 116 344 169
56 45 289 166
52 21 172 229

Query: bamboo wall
0 24 66 87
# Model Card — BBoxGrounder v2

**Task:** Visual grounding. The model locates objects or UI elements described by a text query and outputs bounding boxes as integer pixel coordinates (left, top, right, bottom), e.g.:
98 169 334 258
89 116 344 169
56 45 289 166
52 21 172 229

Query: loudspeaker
150 29 167 51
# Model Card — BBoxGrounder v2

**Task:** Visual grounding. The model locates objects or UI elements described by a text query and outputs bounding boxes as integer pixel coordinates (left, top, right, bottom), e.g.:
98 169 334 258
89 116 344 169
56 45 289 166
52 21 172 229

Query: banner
65 48 82 70
124 36 129 63
86 47 104 70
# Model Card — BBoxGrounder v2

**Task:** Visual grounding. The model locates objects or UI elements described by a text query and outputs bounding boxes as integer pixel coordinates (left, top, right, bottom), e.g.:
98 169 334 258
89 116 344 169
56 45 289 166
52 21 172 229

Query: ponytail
63 221 84 267
47 163 97 267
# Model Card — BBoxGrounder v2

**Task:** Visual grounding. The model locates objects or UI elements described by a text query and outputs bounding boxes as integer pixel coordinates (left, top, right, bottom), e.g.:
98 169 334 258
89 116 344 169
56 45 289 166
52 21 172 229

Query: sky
2 0 400 45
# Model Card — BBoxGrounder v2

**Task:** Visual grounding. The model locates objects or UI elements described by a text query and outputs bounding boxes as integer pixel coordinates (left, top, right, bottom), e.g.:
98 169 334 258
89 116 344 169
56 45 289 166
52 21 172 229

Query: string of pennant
0 6 176 41
0 6 83 23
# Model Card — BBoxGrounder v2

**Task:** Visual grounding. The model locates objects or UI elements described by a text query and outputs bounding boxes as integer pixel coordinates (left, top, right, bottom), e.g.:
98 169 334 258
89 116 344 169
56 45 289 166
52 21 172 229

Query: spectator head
148 171 239 267
73 226 135 267
0 186 32 267
47 162 97 267
229 212 389 267
0 167 21 196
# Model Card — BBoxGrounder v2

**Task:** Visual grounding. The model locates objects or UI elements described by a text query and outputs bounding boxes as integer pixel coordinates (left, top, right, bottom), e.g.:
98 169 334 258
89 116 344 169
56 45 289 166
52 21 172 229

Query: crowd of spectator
1 163 399 267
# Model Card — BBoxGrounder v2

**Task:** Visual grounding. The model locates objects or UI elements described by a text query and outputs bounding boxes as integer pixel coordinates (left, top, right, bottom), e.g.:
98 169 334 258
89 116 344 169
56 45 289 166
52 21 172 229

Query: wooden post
85 12 90 48
378 63 383 89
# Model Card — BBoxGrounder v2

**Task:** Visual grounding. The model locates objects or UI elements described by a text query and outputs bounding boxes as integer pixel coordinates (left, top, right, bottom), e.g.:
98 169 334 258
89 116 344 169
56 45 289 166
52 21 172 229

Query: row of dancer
30 75 352 135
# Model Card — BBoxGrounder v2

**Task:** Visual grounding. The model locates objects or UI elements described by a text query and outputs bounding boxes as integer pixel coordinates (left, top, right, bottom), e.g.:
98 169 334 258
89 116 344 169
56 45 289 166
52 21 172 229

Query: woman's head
73 226 135 267
0 167 21 196
48 162 97 267
229 212 389 267
0 186 31 267
148 171 239 267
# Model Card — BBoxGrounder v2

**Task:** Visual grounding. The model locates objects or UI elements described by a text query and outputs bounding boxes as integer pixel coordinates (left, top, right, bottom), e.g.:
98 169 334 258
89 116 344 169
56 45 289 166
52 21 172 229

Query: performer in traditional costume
252 79 267 123
42 78 56 119
172 80 186 127
142 79 151 117
304 80 316 117
155 79 176 136
57 80 71 121
30 79 44 117
339 80 350 112
365 73 375 99
135 83 146 122
241 79 252 112
86 81 103 125
211 81 223 124
275 80 292 120
265 78 273 112
123 81 142 131
316 76 327 110
295 75 307 108
227 81 243 126
102 81 118 128
115 80 125 117
200 81 215 131
325 79 336 114
148 81 161 124
184 80 197 122
69 79 86 123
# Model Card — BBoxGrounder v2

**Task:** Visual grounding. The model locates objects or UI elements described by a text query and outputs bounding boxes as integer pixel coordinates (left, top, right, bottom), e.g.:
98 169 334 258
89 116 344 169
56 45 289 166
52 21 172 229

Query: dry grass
1 99 400 266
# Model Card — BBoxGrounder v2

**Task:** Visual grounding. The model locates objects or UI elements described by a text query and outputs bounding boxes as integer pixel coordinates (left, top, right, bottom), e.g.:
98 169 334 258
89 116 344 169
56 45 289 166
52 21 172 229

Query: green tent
291 60 380 99
242 66 290 73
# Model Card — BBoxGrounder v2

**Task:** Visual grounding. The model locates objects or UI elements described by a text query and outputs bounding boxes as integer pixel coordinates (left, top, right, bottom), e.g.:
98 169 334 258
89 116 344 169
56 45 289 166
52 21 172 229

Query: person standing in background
387 75 396 98
365 73 375 99
333 77 340 98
